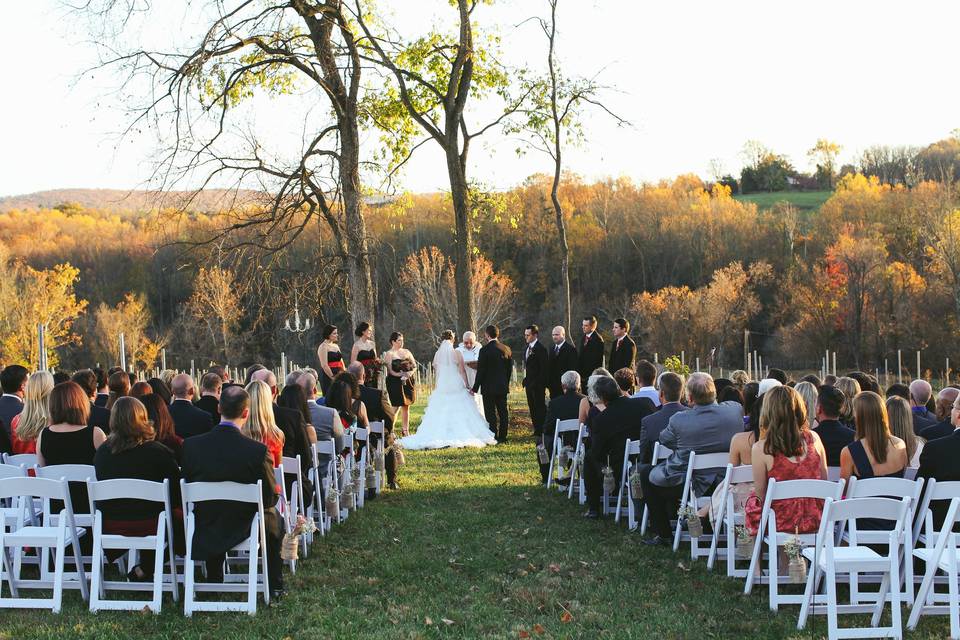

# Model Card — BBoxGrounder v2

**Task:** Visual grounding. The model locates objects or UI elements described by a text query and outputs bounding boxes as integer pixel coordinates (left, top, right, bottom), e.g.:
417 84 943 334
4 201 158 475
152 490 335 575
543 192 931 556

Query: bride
400 330 498 450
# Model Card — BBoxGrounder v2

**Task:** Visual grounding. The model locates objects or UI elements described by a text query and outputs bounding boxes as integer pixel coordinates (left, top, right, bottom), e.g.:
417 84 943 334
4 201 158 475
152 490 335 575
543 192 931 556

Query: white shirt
632 386 661 407
457 343 481 388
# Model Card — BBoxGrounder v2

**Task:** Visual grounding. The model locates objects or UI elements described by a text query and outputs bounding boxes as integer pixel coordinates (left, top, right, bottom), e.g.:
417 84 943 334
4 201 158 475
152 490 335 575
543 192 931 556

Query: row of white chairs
0 421 387 616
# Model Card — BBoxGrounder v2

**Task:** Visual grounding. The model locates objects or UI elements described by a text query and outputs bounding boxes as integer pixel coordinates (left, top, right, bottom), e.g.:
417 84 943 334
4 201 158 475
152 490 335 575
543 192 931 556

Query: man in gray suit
299 373 340 479
640 372 743 545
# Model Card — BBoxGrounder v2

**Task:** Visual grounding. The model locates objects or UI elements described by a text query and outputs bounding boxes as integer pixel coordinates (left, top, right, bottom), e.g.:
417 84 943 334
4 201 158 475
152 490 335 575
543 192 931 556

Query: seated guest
641 372 743 545
745 386 828 534
169 373 214 439
250 368 313 500
840 391 908 481
909 379 938 433
849 371 880 394
885 382 910 401
718 385 743 407
0 364 28 442
10 371 54 454
637 372 685 465
794 382 818 430
823 374 838 386
278 383 317 444
93 396 183 580
36 381 107 515
742 382 760 428
300 372 340 475
835 376 861 428
728 403 757 467
106 370 131 410
714 378 734 398
180 386 284 599
285 369 305 388
583 377 654 518
613 368 636 397
327 374 369 457
72 369 111 434
578 369 613 432
93 367 109 407
918 392 960 528
147 377 173 405
812 384 854 467
160 369 177 391
207 364 231 386
195 372 222 424
730 369 750 390
130 381 154 398
52 372 70 386
920 387 960 441
886 395 923 467
348 362 400 490
768 368 788 385
243 380 285 466
633 360 660 407
799 373 823 386
139 393 184 463
539 371 584 483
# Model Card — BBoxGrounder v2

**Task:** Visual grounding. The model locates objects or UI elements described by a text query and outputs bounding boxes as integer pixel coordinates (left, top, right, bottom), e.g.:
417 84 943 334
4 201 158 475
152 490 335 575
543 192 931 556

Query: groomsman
472 325 513 443
578 315 605 383
522 325 548 436
547 326 578 399
608 318 637 374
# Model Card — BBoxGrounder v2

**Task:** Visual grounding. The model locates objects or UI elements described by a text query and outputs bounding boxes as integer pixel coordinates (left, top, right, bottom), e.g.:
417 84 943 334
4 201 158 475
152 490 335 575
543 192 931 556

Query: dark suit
180 423 282 589
274 403 314 507
522 340 548 436
0 418 11 455
608 335 637 375
94 393 109 408
812 419 855 467
360 385 398 485
88 402 111 434
920 419 954 442
578 332 605 383
0 395 24 439
473 339 513 442
584 396 655 512
538 389 584 482
913 408 938 434
170 399 215 439
195 395 220 424
918 428 960 530
638 402 685 465
547 342 579 399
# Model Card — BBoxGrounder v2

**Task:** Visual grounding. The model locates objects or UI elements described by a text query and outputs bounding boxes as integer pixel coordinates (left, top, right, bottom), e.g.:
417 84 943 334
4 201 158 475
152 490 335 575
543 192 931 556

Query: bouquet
281 515 318 561
601 457 616 494
735 524 755 559
391 357 415 374
628 466 643 500
325 491 339 519
783 529 806 584
677 504 702 538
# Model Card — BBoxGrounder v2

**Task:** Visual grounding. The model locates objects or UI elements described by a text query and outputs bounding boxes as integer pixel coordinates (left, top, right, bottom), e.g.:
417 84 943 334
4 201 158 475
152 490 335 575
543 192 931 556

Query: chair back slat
690 452 729 470
34 464 96 483
825 495 911 524
555 419 580 434
0 463 26 480
368 421 384 435
768 478 844 501
88 478 169 504
729 464 753 484
0 475 69 501
354 427 369 442
281 455 302 475
625 439 641 456
181 480 261 504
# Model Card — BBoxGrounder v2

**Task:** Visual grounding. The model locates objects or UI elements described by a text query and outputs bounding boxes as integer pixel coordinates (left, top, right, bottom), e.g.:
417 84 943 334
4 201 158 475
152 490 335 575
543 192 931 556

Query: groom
472 325 512 443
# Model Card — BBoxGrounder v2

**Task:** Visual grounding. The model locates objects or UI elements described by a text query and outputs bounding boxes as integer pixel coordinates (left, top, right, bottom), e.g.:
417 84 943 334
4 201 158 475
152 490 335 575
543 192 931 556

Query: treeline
1 171 960 374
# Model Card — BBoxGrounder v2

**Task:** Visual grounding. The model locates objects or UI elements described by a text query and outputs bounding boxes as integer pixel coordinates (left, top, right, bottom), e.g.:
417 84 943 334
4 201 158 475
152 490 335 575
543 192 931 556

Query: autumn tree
808 138 842 189
89 293 162 369
187 267 242 363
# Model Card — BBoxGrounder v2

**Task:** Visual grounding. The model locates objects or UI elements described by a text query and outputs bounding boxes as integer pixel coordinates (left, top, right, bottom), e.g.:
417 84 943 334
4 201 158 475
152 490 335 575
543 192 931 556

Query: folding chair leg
907 562 935 631
826 565 840 640
52 528 66 614
769 542 779 612
950 553 960 640
797 561 819 630
872 571 891 628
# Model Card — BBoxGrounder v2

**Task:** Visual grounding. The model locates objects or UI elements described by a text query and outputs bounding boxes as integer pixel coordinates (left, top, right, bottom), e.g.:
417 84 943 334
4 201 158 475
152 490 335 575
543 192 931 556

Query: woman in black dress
317 324 345 397
384 332 416 437
350 322 379 388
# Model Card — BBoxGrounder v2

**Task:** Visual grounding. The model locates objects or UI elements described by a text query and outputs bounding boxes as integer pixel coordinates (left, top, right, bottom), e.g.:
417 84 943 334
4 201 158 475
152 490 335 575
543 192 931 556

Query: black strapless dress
357 348 378 388
319 348 345 395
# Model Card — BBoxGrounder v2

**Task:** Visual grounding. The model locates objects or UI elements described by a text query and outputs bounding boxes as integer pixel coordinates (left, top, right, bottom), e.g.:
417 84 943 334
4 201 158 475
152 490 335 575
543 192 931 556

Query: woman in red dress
10 371 55 454
242 380 285 467
745 385 828 535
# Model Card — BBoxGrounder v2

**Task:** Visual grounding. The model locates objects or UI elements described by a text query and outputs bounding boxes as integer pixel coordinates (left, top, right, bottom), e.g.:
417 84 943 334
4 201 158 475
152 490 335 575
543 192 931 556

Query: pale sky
2 0 958 198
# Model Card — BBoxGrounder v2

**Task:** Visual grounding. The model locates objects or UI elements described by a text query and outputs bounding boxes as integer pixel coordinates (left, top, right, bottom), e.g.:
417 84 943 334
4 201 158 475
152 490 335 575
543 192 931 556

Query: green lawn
735 190 833 211
4 393 954 638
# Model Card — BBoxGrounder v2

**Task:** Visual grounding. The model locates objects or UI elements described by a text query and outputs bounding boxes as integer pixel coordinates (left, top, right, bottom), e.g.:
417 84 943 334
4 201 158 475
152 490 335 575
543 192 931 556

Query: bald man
909 379 938 432
169 373 215 439
546 325 579 399
920 386 960 441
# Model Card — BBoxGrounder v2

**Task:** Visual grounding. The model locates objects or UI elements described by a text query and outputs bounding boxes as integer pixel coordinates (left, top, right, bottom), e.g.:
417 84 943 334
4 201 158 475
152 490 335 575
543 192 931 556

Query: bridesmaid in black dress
316 324 345 396
384 331 416 436
350 322 379 388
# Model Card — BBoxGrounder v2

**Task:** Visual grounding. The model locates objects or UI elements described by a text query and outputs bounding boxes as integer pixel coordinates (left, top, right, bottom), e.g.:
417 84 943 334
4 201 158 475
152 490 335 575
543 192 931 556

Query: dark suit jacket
274 403 314 505
588 396 656 476
913 408 938 434
812 419 855 467
522 341 548 391
578 332 605 382
0 418 11 455
918 428 960 529
473 339 512 397
547 342 579 398
195 395 220 424
920 419 954 442
180 423 279 559
360 386 395 433
0 396 24 438
608 335 637 375
170 399 215 439
541 389 585 438
94 393 109 408
88 402 111 434
638 402 685 464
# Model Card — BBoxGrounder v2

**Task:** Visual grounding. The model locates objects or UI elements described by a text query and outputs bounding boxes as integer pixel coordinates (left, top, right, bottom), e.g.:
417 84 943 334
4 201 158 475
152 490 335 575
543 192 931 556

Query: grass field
734 190 833 211
4 393 955 639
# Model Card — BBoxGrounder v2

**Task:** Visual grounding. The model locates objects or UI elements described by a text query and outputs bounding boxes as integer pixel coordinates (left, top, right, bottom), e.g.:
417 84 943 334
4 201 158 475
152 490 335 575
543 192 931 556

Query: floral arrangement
281 515 318 560
734 524 754 559
601 460 616 494
628 466 643 500
677 504 702 537
783 530 807 584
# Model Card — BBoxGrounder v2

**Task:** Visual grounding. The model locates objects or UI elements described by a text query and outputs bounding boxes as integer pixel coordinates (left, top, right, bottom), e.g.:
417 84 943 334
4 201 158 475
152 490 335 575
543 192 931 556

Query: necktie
555 345 560 355
583 335 589 346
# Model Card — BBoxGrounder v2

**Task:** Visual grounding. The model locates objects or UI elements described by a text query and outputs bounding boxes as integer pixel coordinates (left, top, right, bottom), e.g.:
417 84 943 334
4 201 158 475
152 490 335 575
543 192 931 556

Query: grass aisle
5 394 954 638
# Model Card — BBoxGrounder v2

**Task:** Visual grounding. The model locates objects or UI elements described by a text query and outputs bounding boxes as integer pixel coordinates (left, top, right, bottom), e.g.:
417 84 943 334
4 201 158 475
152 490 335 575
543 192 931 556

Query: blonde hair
730 370 750 389
243 380 284 449
835 376 861 423
885 395 920 462
793 381 818 430
853 391 891 464
15 371 55 443
760 385 807 457
160 369 177 389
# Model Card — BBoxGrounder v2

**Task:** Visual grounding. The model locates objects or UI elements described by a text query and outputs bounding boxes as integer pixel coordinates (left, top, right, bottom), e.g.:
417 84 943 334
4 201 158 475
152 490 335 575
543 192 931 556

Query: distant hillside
0 188 266 213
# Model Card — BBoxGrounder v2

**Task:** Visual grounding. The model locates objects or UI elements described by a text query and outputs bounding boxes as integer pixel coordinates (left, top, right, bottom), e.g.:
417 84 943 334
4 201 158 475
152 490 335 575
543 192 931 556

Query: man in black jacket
538 371 584 483
920 387 960 441
522 325 549 437
180 386 284 598
0 364 27 441
637 372 685 464
910 379 939 433
917 393 960 529
72 369 111 434
472 325 513 443
578 315 604 383
583 377 655 518
348 362 400 490
169 374 216 439
195 372 222 424
812 385 855 467
547 326 579 399
608 318 637 375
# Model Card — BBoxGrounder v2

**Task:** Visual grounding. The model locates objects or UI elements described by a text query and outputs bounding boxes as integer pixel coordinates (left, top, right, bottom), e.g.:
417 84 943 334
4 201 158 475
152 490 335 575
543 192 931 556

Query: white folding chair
908 480 960 618
639 442 673 536
798 496 912 640
673 451 730 557
34 464 96 582
353 427 369 509
181 479 270 616
569 424 591 502
707 463 754 577
310 441 338 532
614 439 642 529
2 454 38 469
280 456 309 554
273 467 297 575
0 464 29 532
545 419 579 490
367 421 385 494
908 497 960 637
0 476 89 612
745 477 846 611
87 478 178 613
841 476 924 606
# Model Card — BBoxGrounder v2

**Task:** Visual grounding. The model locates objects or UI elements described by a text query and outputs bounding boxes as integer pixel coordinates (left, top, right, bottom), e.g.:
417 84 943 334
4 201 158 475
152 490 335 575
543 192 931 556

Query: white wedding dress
400 341 497 450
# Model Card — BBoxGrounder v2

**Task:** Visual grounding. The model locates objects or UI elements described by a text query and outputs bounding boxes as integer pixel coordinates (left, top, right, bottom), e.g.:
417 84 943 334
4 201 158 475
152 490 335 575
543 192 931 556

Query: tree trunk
446 150 474 333
340 123 375 332
551 164 572 332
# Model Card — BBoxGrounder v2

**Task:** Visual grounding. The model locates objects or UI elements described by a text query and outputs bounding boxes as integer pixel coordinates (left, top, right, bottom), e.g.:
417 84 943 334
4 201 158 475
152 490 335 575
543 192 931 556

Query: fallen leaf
548 563 561 573
527 563 537 571
522 528 530 535
441 618 455 626
677 562 691 572
519 631 531 639
517 554 527 560
560 611 573 623
532 623 546 634
578 561 589 567
425 616 433 625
